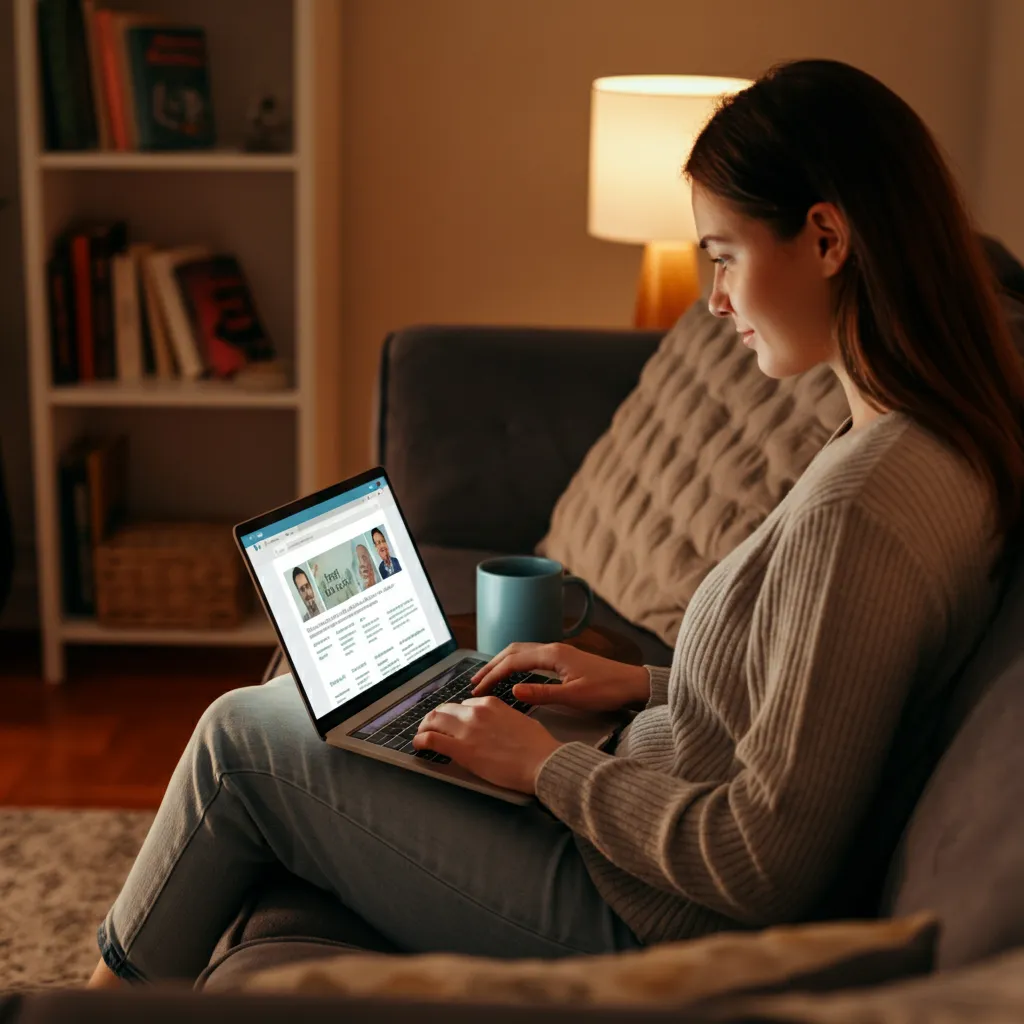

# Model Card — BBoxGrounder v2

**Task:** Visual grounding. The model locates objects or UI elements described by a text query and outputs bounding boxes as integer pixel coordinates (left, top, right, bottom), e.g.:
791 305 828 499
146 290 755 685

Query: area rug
0 808 155 991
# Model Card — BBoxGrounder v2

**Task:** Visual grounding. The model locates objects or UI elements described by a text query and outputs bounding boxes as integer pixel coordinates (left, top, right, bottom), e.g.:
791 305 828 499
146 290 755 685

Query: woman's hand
470 642 651 713
413 698 563 795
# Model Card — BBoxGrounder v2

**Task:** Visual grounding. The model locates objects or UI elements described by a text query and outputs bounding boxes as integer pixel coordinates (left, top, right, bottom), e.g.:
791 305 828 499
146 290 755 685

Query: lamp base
633 241 701 330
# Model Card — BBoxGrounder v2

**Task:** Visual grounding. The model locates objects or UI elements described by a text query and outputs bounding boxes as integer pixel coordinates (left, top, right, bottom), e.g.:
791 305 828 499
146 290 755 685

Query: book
85 435 129 548
112 243 154 382
173 255 276 378
69 232 94 380
140 253 177 378
93 8 129 150
58 434 129 615
58 438 94 614
36 0 59 151
125 25 216 150
80 0 112 150
89 222 127 379
47 241 78 384
37 0 98 150
63 221 128 381
145 246 211 380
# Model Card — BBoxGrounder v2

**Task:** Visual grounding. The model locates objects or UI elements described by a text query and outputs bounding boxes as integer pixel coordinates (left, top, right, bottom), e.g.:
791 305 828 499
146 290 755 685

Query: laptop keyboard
358 657 557 764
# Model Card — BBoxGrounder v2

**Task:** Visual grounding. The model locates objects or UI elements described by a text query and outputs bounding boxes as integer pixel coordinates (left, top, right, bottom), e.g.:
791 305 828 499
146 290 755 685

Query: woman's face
691 184 846 379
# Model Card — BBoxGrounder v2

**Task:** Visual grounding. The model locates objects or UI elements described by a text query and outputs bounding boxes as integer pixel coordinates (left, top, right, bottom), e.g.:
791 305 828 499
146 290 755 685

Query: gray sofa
4 252 1024 1019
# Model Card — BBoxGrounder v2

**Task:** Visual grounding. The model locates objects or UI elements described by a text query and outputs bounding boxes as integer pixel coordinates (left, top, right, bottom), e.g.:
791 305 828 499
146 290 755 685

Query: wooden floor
0 631 276 809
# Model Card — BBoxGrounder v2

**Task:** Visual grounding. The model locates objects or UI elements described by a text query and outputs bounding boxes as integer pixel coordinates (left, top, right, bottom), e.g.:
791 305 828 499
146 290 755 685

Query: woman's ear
807 201 850 278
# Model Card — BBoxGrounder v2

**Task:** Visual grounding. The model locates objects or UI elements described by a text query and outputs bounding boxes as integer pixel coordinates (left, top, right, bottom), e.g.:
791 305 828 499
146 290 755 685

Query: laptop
234 466 631 805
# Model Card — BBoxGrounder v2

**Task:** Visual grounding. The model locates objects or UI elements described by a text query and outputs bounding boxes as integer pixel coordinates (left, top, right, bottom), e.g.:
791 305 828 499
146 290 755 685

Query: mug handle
561 575 594 638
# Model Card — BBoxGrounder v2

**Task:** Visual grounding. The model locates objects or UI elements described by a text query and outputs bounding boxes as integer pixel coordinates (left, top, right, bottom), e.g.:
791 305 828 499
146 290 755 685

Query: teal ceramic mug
475 555 594 656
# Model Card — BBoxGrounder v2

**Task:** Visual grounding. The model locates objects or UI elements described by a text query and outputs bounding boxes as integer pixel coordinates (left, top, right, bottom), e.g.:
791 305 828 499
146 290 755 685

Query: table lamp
588 75 753 330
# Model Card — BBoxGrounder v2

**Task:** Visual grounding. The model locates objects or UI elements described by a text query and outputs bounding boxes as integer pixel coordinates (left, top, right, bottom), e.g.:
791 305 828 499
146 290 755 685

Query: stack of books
58 433 128 615
47 220 277 384
37 0 216 152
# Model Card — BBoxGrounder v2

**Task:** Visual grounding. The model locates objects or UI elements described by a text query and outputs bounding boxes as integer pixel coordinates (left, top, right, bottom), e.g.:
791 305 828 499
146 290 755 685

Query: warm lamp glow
588 74 753 329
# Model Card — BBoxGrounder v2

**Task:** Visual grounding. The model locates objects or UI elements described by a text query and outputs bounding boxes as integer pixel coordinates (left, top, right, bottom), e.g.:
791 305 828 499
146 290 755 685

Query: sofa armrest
377 324 662 553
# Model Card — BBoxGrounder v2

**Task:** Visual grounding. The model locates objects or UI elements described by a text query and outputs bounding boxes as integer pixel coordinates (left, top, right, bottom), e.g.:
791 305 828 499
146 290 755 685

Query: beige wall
0 0 1018 627
340 0 994 478
976 0 1024 259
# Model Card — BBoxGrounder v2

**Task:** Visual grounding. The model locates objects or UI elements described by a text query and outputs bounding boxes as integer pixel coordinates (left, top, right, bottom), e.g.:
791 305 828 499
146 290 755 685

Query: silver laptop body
235 467 629 806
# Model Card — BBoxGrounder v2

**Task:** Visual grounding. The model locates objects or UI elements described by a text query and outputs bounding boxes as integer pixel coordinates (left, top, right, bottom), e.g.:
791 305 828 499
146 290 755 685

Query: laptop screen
239 475 453 721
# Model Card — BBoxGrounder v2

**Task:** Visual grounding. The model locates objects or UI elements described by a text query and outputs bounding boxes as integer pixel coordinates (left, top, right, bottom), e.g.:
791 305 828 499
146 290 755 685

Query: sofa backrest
877 541 1024 969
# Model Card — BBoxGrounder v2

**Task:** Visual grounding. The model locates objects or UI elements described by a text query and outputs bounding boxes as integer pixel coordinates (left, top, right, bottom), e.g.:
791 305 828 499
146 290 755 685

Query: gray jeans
99 675 641 982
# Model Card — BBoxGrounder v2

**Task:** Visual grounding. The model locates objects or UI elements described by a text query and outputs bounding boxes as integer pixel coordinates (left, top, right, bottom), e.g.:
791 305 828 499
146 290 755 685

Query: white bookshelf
15 0 343 682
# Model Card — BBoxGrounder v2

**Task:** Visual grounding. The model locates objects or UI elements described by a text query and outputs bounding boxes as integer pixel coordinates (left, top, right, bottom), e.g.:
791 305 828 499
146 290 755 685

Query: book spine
114 15 139 150
59 449 94 615
36 1 60 150
70 234 94 381
81 0 112 150
64 0 98 148
138 265 157 377
47 246 78 384
40 0 80 149
58 455 81 612
93 9 129 150
151 253 207 380
73 470 95 613
112 253 143 381
140 256 176 378
91 234 117 380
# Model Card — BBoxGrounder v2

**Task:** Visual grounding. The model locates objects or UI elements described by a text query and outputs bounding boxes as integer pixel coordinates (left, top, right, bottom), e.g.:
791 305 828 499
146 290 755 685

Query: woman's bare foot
87 958 125 989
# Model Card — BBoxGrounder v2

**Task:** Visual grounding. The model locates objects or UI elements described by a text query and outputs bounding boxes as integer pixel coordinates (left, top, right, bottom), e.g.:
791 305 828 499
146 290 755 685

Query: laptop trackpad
532 705 625 744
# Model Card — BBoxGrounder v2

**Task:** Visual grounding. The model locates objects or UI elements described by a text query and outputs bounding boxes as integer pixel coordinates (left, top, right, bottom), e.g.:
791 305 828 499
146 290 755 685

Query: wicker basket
94 521 251 630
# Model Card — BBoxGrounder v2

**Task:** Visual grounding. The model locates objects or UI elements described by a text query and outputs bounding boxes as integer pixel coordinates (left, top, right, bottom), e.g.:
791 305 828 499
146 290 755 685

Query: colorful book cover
125 25 216 150
173 255 275 378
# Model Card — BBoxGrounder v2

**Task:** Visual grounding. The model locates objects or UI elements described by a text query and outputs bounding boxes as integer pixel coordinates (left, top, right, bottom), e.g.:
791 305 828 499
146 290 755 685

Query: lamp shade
588 75 753 245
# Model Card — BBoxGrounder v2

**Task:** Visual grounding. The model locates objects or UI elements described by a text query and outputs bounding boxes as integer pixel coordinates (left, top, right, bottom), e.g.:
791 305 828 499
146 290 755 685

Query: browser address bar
272 500 381 556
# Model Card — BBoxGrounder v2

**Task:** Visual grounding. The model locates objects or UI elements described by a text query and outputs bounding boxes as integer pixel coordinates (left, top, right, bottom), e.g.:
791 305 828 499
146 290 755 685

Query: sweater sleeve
535 501 945 926
644 665 671 708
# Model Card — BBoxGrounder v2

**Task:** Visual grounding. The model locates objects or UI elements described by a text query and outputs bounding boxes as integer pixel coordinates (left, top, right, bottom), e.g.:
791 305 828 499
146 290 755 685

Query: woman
89 58 1024 986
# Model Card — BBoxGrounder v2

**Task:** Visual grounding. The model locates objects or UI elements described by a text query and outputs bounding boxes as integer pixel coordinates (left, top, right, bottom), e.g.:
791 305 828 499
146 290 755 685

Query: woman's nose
708 285 732 319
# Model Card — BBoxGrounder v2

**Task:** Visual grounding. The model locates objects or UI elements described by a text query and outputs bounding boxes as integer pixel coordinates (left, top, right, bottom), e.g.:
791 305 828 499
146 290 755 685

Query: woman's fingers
470 644 558 694
412 729 459 759
509 681 565 705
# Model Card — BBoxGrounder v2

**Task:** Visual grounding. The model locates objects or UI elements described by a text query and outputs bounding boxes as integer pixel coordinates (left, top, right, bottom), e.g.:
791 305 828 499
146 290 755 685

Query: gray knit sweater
535 410 1003 945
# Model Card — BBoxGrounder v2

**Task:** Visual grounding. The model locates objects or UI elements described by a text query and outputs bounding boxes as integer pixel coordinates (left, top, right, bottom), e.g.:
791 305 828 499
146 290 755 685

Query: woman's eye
711 256 730 267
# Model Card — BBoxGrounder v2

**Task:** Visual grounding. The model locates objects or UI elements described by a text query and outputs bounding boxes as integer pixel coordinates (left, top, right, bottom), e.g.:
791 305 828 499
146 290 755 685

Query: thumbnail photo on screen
288 561 325 623
285 525 403 625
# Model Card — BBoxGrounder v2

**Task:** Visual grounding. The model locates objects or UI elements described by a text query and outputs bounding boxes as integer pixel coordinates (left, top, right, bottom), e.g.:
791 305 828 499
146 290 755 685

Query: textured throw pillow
234 914 938 1007
536 298 849 647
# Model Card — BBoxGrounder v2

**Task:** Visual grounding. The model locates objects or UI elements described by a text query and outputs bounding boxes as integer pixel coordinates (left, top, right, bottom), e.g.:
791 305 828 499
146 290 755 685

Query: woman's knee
192 682 291 776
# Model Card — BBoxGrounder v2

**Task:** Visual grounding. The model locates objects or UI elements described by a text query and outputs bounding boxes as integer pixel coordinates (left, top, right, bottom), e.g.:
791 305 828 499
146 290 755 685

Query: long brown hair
685 58 1024 585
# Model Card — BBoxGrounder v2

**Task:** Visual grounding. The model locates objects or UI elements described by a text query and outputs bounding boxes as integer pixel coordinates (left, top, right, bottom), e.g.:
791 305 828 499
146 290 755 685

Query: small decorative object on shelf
94 521 251 630
243 92 291 153
233 358 291 392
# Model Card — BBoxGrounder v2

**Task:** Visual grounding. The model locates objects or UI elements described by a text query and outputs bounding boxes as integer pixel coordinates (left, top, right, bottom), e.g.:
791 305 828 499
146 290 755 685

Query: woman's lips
741 330 755 345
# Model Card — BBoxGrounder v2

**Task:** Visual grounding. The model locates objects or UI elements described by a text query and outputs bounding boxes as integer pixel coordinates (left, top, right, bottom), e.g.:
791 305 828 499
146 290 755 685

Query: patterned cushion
232 914 938 1007
536 299 849 647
